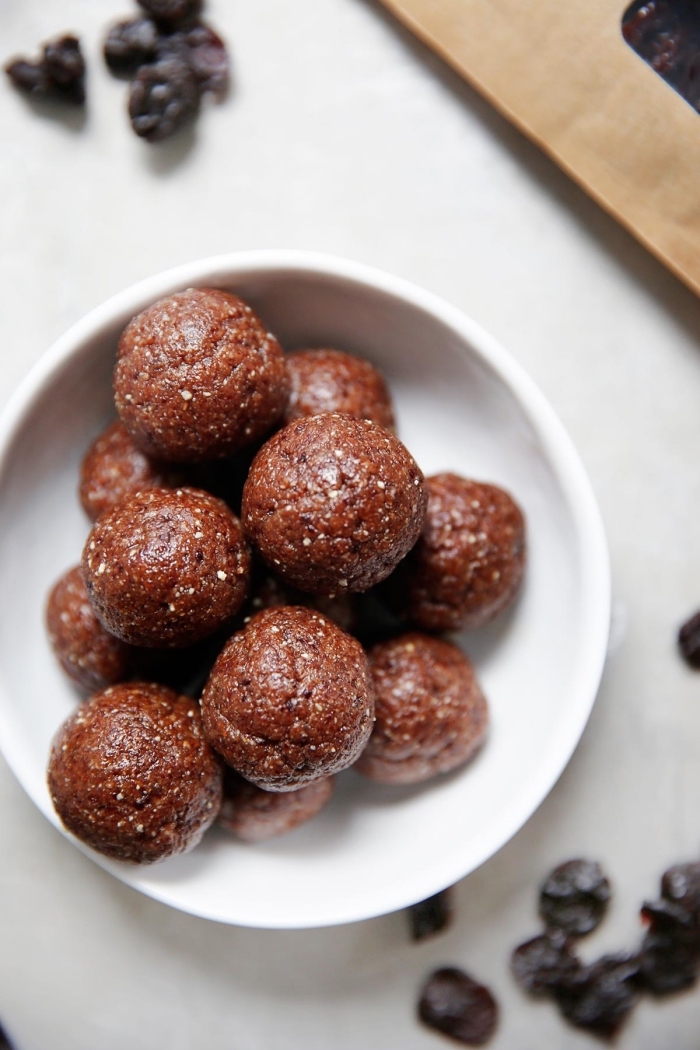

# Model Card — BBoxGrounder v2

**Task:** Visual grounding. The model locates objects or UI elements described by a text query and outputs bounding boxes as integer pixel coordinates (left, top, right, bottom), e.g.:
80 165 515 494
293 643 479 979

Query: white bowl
0 251 609 928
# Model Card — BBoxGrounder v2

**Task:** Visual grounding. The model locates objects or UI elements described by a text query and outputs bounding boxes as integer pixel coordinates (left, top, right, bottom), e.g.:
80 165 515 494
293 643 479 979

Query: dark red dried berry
409 889 453 941
678 611 700 668
104 19 159 77
511 929 581 996
552 953 641 1042
156 22 229 98
662 861 700 914
137 0 202 28
418 968 498 1045
539 859 611 936
128 57 199 141
639 929 700 995
5 35 85 104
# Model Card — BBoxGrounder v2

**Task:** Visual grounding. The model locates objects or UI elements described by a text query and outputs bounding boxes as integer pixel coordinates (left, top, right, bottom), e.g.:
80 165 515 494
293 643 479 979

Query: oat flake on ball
241 413 427 596
201 606 375 791
82 487 251 648
114 288 289 463
47 682 223 864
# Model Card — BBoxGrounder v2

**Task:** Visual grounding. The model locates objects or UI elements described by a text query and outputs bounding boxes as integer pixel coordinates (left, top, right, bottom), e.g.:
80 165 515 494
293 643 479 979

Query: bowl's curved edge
0 250 611 928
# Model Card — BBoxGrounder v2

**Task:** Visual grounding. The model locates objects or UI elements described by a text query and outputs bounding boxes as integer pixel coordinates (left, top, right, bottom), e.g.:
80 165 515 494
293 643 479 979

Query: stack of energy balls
45 287 526 864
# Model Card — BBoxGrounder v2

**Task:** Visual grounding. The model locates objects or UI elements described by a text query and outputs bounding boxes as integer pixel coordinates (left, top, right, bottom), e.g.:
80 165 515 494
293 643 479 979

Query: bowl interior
0 257 608 927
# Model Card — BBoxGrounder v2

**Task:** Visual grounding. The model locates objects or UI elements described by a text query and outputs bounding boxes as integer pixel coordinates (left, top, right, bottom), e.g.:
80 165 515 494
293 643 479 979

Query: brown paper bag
379 0 700 296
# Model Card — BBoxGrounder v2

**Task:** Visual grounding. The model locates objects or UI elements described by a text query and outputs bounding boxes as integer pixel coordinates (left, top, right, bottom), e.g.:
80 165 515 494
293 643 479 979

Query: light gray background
1 0 700 1046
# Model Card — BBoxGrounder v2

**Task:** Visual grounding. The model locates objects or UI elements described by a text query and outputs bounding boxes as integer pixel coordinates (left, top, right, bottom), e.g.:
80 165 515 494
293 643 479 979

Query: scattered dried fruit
511 929 580 996
5 35 85 105
552 953 641 1042
128 56 199 141
409 889 453 941
539 859 611 936
418 968 498 1046
104 19 159 76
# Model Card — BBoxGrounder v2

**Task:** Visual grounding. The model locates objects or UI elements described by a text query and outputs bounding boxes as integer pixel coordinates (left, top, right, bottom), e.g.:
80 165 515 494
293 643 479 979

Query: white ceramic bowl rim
0 251 610 927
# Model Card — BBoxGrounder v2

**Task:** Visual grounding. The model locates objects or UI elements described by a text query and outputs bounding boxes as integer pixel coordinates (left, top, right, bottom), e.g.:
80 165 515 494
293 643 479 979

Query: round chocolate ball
82 487 251 648
355 632 488 785
218 768 334 841
47 682 223 863
201 606 375 791
46 566 133 692
399 474 526 632
284 348 395 431
114 288 289 463
79 419 180 522
242 413 427 596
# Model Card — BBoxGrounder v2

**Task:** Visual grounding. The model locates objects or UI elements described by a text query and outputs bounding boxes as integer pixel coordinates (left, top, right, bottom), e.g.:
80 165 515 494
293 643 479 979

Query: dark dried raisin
662 861 700 913
137 0 202 28
678 611 700 668
552 953 641 1042
409 889 453 941
539 859 611 936
639 928 700 995
156 22 229 98
128 57 199 141
511 929 581 996
104 19 159 77
418 968 498 1046
5 35 85 104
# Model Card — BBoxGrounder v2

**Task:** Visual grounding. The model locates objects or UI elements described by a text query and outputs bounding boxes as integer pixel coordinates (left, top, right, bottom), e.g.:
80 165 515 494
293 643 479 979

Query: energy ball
114 288 289 463
201 606 375 791
398 474 526 632
355 633 488 785
218 768 334 841
284 348 395 431
47 682 223 863
82 487 251 648
46 566 133 692
242 413 427 596
79 419 180 522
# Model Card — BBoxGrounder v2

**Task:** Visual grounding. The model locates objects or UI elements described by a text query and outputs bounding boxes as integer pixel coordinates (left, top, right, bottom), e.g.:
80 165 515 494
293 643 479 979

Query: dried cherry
137 0 202 28
5 35 85 105
128 56 199 141
552 953 641 1042
409 889 453 942
510 929 581 996
418 968 498 1046
104 19 159 77
539 859 611 936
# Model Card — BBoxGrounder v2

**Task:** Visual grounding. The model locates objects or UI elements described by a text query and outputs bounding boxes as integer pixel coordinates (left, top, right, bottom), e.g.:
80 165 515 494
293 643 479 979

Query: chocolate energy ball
397 473 526 632
242 413 427 596
284 348 395 431
79 420 181 522
247 568 358 634
218 768 334 841
201 606 375 791
355 633 488 785
47 682 222 863
114 288 289 463
82 487 251 648
46 567 133 692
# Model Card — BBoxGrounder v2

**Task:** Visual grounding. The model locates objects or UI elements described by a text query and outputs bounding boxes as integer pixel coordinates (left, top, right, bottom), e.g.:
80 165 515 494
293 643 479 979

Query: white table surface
2 1 700 1047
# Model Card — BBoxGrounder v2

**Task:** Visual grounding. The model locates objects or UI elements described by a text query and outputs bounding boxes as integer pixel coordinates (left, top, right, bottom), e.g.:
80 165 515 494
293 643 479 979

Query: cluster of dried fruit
512 857 700 1041
3 0 228 141
622 0 700 112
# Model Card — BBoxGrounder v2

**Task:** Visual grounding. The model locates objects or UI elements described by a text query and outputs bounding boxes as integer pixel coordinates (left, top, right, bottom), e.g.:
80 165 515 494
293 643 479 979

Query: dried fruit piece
639 929 700 995
409 889 453 941
104 19 159 77
511 929 581 996
157 23 229 98
137 0 202 28
128 56 199 141
678 611 700 668
5 35 85 104
539 859 611 936
552 953 641 1042
662 861 700 913
0 1023 13 1049
418 968 498 1045
638 892 700 995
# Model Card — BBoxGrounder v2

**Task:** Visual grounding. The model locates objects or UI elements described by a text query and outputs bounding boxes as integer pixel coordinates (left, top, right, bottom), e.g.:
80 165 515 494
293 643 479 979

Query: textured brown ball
247 569 358 634
79 420 180 522
46 567 133 692
82 487 251 648
242 413 427 596
218 769 334 841
284 348 395 431
114 288 289 463
355 633 488 785
47 683 223 863
399 474 526 632
201 606 375 791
